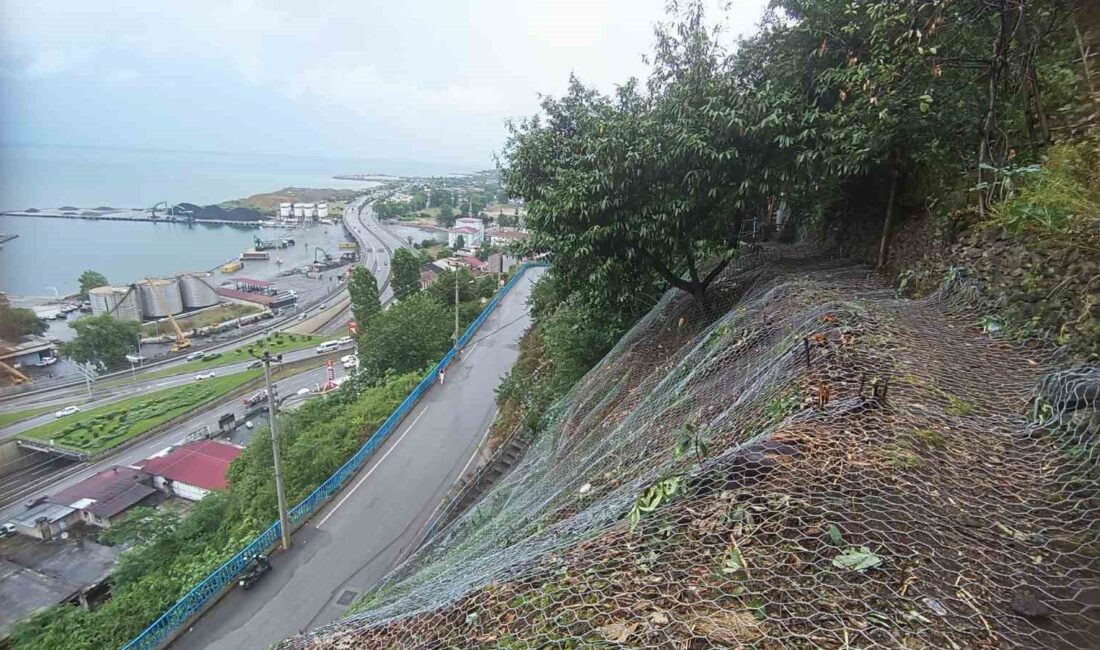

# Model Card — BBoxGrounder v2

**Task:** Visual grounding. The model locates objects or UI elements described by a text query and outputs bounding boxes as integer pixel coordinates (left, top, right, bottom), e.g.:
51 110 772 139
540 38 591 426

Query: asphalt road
172 266 543 650
0 361 351 522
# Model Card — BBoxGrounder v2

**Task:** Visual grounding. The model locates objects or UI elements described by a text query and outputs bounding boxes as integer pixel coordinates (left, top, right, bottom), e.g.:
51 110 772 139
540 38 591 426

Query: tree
60 314 141 370
427 268 480 307
455 234 466 250
436 206 456 228
0 295 47 341
347 266 381 327
391 248 423 299
356 293 452 381
78 270 108 299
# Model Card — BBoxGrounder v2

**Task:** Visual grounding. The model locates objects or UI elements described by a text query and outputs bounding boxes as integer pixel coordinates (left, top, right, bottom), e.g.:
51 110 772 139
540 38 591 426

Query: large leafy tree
391 248 423 299
347 266 381 327
501 6 783 312
60 314 141 370
356 292 451 381
0 295 47 341
77 270 108 299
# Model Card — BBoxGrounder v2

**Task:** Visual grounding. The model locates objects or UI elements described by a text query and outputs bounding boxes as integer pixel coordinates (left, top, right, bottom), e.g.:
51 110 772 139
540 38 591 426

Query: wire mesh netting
280 245 1100 649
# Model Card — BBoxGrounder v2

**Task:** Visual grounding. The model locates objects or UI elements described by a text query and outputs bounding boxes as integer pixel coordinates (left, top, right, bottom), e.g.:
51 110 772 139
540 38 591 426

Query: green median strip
0 404 64 428
20 370 264 455
100 333 329 389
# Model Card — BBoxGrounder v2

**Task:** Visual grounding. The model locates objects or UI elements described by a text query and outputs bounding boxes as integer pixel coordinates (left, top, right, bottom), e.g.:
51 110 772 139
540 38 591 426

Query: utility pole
453 269 460 346
252 348 291 551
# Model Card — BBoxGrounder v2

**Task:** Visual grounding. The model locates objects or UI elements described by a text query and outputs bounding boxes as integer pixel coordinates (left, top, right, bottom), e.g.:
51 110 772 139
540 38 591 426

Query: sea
0 144 469 297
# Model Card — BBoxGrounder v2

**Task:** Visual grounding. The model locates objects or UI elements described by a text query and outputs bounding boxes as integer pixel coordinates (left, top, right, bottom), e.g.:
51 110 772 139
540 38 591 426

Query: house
455 217 485 238
459 256 488 273
47 467 159 528
136 440 243 502
6 502 79 540
420 262 440 289
486 228 527 247
0 335 58 370
447 226 480 249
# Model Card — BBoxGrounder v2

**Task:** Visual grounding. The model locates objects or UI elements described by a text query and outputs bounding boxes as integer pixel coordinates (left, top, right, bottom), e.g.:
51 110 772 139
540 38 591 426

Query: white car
195 371 216 381
339 354 356 364
35 357 58 367
54 405 80 419
296 387 311 396
336 336 354 347
342 357 359 370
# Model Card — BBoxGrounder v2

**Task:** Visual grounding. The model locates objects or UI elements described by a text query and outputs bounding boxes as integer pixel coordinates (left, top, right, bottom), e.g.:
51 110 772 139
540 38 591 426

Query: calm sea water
0 145 470 296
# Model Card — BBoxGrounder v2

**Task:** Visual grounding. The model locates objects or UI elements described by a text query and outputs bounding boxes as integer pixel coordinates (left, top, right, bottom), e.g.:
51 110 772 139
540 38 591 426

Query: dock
0 211 265 227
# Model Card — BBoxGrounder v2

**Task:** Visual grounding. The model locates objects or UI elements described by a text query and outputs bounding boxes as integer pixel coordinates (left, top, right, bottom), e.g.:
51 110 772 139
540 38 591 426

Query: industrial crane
149 201 169 219
145 278 191 352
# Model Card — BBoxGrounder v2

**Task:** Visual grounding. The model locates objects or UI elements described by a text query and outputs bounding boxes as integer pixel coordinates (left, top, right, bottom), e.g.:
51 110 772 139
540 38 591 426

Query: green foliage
993 133 1100 240
391 248 423 299
0 293 47 340
454 234 466 250
348 265 382 326
436 205 456 228
60 314 142 370
356 292 452 382
77 270 108 299
21 370 262 453
629 476 683 531
100 506 182 546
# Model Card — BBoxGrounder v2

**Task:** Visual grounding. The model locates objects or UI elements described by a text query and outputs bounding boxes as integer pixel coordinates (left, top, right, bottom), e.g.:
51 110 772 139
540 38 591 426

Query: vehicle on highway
247 359 263 369
342 357 358 370
35 356 58 367
54 405 81 419
24 495 47 509
316 340 340 354
1 522 16 537
204 352 222 360
319 303 327 310
296 387 311 396
186 351 205 362
298 313 308 321
242 390 268 407
195 371 216 381
336 336 354 347
238 554 272 590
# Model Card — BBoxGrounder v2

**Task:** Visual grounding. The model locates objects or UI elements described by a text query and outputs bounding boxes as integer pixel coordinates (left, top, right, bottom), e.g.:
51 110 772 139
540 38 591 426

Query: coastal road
172 266 544 650
0 361 351 519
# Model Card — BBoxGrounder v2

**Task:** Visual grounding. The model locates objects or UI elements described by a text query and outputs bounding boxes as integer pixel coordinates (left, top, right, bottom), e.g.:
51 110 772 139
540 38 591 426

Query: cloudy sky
0 0 767 168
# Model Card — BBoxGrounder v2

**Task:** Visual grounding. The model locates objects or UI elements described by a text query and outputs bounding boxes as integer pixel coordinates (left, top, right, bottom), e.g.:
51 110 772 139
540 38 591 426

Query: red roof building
48 467 158 528
460 256 488 272
137 440 244 501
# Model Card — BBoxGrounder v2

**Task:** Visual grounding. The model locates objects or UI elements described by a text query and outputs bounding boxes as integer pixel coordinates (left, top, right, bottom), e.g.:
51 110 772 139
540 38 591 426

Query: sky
0 0 768 168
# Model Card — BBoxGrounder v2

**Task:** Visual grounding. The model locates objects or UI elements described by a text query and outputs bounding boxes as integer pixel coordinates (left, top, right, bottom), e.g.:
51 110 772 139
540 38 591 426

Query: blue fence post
121 262 546 650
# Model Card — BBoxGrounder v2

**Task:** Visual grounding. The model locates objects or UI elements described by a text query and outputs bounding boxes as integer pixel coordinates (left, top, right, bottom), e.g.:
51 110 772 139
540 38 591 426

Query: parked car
1 523 16 538
238 555 271 590
195 371 216 381
54 405 80 419
35 357 58 367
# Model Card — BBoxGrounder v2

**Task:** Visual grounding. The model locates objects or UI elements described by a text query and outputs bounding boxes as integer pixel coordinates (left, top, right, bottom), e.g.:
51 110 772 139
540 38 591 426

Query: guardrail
122 261 546 650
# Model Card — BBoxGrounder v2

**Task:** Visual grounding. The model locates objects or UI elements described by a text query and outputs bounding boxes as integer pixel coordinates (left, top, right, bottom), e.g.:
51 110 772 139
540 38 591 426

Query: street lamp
248 347 291 551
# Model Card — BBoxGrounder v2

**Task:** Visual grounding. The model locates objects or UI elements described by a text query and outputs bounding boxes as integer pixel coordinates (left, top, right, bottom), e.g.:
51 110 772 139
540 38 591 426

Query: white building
279 203 292 219
448 226 480 249
455 217 484 239
317 203 329 218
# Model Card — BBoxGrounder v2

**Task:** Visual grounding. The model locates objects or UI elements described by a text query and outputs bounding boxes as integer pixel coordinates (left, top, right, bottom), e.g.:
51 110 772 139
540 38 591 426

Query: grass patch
101 333 326 389
910 427 947 448
0 404 64 428
21 371 263 454
885 444 922 470
141 304 262 337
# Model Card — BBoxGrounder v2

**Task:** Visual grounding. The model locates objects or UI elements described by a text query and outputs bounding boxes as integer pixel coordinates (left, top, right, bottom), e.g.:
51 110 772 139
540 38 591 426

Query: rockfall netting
280 245 1100 649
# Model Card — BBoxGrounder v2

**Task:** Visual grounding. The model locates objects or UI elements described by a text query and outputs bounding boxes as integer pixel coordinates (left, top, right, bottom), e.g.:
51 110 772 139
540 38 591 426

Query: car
247 359 264 369
339 354 355 364
319 303 327 310
186 351 205 362
54 405 80 419
195 371 216 381
296 387 311 396
238 555 272 590
298 313 308 321
24 495 47 509
342 357 359 370
1 522 16 537
35 357 58 367
204 352 222 361
336 336 354 347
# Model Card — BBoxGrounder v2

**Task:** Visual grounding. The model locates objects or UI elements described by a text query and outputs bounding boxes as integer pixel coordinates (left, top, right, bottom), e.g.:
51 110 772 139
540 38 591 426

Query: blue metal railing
122 262 546 650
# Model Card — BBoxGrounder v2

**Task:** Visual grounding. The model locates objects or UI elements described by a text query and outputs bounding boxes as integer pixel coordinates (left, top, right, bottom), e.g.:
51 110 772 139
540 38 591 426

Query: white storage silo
317 203 329 218
294 203 306 219
178 273 220 310
89 285 142 321
138 278 184 317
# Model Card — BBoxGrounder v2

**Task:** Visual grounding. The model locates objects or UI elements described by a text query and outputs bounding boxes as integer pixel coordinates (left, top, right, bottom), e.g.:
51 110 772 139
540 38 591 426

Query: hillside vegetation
289 1 1100 648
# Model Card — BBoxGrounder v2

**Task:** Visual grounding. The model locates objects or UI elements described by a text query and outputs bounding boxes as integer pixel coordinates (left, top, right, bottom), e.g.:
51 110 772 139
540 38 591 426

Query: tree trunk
877 167 900 271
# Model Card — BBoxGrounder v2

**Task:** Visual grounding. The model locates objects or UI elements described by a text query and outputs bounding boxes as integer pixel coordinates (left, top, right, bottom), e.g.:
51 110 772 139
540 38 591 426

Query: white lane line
317 407 429 529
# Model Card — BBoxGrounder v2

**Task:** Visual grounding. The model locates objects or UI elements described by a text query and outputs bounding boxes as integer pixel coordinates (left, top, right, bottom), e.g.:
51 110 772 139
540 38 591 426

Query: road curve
172 266 544 650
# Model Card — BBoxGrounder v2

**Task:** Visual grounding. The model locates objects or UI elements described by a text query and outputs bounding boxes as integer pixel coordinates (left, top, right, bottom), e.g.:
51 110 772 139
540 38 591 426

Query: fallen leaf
597 622 639 643
832 547 883 572
649 611 669 625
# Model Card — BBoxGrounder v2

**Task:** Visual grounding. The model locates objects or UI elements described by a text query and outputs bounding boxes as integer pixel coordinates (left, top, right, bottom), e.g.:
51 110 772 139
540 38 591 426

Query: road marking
317 406 429 529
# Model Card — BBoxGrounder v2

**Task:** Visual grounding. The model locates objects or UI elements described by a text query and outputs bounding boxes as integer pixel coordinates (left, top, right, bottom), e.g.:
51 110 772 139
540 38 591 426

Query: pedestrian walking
438 369 445 385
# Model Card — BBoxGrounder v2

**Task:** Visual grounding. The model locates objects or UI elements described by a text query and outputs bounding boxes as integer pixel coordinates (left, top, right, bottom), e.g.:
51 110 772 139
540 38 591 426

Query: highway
0 359 352 523
172 266 544 650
